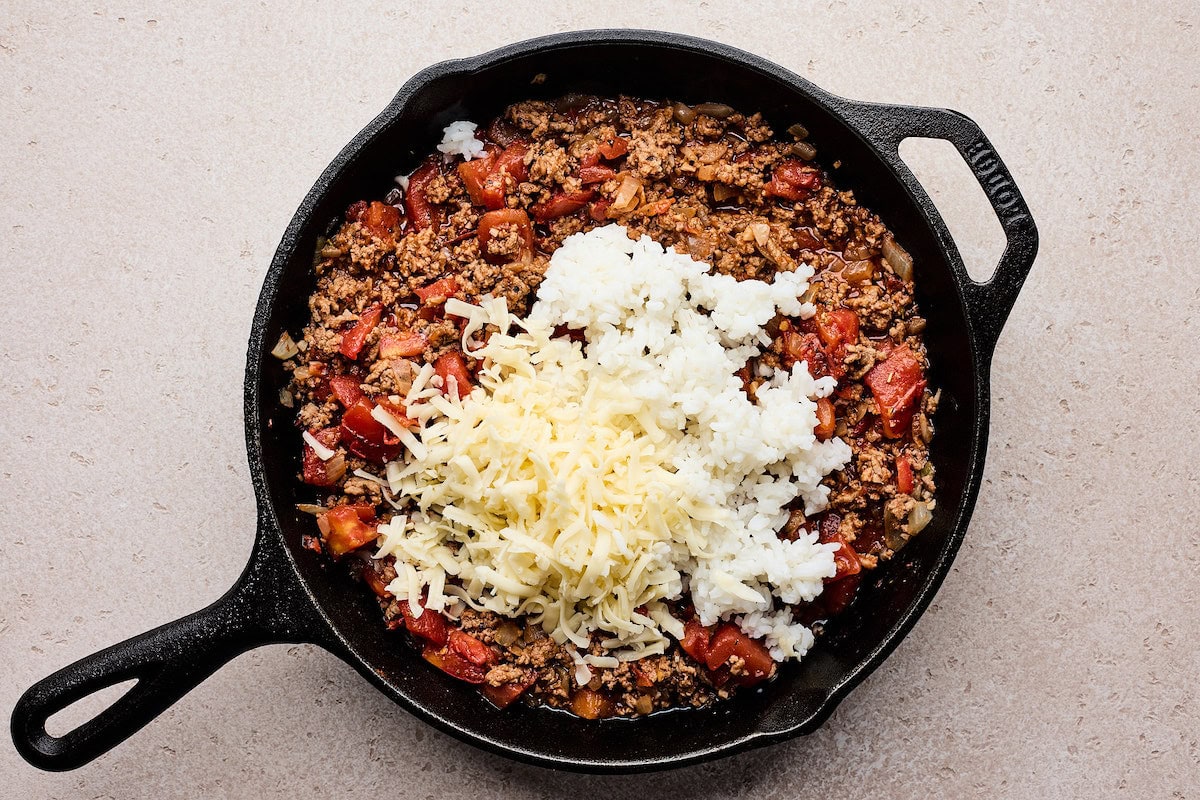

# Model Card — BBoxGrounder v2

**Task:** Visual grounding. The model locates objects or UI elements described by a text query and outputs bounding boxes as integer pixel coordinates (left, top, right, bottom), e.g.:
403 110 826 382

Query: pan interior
250 36 979 769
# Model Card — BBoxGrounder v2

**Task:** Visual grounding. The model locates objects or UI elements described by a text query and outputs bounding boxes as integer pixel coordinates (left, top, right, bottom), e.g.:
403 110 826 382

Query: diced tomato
493 141 529 183
449 629 497 667
481 673 536 709
457 149 498 207
414 276 459 306
339 305 383 360
482 142 528 209
375 397 417 429
343 504 376 522
589 198 612 222
896 455 914 494
579 163 616 184
301 426 341 486
459 143 528 210
641 197 674 217
815 397 836 440
378 332 428 358
765 160 823 201
442 650 489 684
400 600 448 647
827 539 862 582
532 190 595 221
359 560 392 599
854 520 886 557
816 308 860 349
421 643 445 669
704 624 776 685
477 208 534 263
360 200 400 240
345 200 368 223
864 345 927 439
630 661 655 689
821 572 862 615
422 643 488 684
781 330 830 378
793 226 824 250
732 642 775 686
327 375 364 407
404 160 440 231
340 397 403 463
679 619 712 664
432 350 471 401
322 505 379 559
596 136 628 160
704 624 739 671
570 688 615 719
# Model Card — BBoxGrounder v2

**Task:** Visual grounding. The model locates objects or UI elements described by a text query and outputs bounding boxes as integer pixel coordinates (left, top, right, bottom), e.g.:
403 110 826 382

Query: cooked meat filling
281 96 937 717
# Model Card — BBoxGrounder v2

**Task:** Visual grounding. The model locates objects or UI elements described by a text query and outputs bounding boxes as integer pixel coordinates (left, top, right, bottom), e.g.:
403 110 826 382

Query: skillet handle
10 527 330 772
837 101 1039 356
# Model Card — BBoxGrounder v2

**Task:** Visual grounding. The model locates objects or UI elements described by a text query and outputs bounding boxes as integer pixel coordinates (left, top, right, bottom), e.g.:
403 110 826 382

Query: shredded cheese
302 430 335 461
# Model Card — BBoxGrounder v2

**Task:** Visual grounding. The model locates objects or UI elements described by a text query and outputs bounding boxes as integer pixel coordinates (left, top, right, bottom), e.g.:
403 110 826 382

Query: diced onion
792 141 818 161
494 620 521 646
882 235 914 282
271 331 300 360
671 102 696 125
609 175 643 215
325 454 347 483
693 102 734 119
908 501 933 534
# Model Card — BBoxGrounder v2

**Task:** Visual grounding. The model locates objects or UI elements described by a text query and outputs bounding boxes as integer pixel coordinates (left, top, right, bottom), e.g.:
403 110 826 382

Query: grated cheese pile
375 225 851 662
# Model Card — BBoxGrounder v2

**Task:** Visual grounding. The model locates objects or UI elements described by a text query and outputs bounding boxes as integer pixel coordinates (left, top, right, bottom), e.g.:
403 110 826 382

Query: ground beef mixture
280 96 938 719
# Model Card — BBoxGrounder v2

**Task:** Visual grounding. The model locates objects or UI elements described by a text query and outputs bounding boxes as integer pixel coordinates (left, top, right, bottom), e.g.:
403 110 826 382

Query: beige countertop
2 3 1197 797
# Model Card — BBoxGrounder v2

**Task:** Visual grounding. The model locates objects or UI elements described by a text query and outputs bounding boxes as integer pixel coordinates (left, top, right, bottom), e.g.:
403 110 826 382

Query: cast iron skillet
12 30 1037 773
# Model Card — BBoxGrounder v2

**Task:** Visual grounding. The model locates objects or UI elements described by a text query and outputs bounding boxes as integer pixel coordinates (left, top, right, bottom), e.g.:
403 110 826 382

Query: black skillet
11 30 1038 773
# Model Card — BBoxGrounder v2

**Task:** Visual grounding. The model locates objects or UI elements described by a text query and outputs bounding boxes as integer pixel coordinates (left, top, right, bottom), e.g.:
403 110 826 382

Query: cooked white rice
436 120 487 160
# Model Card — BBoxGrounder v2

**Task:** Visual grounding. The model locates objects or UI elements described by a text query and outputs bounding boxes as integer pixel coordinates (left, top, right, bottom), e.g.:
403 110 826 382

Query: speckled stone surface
2 3 1198 797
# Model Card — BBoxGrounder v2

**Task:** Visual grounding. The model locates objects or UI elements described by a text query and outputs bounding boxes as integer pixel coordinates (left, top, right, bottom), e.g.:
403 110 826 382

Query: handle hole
44 678 139 738
897 137 1007 284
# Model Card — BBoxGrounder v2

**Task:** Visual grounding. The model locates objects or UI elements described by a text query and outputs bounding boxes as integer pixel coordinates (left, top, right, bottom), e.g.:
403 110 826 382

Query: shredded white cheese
302 430 335 461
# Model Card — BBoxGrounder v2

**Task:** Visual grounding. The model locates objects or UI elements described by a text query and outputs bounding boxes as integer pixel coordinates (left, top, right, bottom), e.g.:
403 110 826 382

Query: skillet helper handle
839 101 1039 355
11 532 326 772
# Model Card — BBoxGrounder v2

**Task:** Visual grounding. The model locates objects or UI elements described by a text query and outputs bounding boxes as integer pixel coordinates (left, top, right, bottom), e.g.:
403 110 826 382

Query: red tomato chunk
765 160 822 201
434 350 472 400
400 600 448 647
378 332 428 358
339 305 382 360
340 398 403 463
301 426 341 486
865 345 927 438
532 190 595 221
679 619 712 664
481 674 536 709
322 505 378 559
414 276 459 306
327 375 364 408
404 160 441 231
477 208 534 263
704 624 775 685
